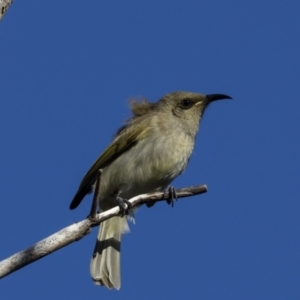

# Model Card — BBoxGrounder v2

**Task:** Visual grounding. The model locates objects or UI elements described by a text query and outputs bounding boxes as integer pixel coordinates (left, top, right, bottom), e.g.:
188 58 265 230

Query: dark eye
180 99 193 109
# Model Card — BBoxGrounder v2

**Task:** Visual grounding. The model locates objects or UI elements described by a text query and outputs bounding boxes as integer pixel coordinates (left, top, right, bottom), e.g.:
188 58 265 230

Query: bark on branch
0 0 13 21
0 184 207 279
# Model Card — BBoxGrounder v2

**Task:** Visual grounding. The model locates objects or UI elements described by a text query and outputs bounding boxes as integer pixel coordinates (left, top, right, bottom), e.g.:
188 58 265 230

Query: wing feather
70 120 151 209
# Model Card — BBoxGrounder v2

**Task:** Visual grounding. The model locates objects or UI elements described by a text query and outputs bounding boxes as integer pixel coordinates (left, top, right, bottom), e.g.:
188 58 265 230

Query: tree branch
0 184 207 279
0 0 13 21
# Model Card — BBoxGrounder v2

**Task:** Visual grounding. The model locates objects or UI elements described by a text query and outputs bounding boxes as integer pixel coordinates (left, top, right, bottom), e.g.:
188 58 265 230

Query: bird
70 91 232 290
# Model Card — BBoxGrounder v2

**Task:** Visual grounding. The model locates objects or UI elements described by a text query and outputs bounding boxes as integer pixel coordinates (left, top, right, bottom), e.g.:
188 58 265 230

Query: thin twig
0 0 13 21
89 169 103 219
0 184 207 279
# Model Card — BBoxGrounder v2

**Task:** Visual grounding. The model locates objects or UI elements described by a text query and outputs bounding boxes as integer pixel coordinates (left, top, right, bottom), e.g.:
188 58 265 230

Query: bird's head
157 91 232 135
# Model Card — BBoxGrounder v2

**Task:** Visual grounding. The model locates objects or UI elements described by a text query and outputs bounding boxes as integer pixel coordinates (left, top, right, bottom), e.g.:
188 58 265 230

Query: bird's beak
205 94 232 104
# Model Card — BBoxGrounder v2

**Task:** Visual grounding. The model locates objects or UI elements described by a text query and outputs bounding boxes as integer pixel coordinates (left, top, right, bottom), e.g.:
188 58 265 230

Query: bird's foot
165 186 177 207
116 197 132 217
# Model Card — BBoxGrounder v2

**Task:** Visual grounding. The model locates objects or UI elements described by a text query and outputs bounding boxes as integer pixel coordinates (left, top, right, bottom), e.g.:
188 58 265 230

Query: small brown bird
70 91 231 290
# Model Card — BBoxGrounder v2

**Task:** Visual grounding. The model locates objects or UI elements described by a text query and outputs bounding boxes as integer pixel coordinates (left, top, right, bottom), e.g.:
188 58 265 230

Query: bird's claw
165 186 177 207
116 197 132 217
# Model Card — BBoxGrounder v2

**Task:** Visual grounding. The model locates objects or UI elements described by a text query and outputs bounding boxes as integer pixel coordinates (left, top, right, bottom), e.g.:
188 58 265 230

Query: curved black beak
205 94 232 103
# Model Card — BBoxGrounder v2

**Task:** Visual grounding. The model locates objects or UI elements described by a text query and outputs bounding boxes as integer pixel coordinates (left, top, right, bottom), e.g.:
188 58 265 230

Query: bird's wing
70 120 151 209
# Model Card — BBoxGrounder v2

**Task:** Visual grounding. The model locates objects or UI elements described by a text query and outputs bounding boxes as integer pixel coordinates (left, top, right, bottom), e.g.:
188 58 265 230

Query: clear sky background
1 1 300 299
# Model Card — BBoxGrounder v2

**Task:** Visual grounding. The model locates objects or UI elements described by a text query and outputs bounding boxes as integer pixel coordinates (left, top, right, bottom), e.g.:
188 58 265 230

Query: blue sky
1 1 300 299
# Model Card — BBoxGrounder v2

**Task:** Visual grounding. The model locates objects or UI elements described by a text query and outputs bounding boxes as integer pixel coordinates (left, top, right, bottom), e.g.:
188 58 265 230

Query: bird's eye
180 99 193 109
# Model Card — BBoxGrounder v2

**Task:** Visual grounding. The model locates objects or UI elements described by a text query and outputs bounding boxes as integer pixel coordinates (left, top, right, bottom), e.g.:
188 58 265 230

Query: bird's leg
165 186 177 207
147 186 178 208
115 196 132 217
89 169 103 221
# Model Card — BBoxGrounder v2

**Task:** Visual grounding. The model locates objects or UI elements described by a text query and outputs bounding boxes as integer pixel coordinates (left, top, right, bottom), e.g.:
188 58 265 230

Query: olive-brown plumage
70 91 231 289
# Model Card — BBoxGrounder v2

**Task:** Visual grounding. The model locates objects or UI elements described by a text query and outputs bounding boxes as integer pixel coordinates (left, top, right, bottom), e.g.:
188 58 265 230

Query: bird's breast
100 123 195 206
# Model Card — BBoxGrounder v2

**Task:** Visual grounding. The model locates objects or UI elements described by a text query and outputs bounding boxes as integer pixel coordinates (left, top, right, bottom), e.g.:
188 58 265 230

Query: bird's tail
90 216 129 290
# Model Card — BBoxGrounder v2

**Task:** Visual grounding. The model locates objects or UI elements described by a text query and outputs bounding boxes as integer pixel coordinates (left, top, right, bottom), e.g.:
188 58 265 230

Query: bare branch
0 0 13 21
0 184 207 279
